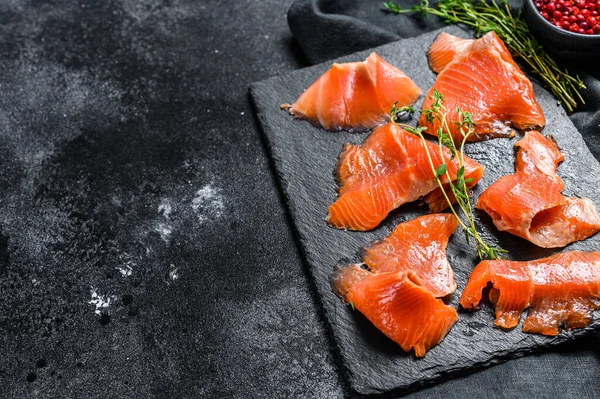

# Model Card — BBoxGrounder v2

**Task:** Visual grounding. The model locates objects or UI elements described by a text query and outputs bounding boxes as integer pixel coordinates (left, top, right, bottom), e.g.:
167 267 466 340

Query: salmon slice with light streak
327 123 484 231
286 53 421 131
332 265 458 357
427 32 474 73
460 251 600 336
363 214 459 297
420 31 545 142
476 131 600 248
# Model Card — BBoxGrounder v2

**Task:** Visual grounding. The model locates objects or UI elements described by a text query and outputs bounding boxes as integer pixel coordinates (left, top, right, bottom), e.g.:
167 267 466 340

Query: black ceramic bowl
522 0 600 61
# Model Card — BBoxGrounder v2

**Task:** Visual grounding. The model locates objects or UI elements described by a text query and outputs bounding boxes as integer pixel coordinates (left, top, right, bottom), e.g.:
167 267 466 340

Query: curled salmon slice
332 265 458 357
287 53 421 132
476 131 600 248
327 123 484 231
420 31 545 142
460 251 600 336
427 32 474 74
363 214 459 297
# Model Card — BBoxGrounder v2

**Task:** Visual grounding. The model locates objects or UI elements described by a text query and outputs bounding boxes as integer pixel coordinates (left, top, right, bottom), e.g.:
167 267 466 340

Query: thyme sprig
383 0 585 113
390 92 507 260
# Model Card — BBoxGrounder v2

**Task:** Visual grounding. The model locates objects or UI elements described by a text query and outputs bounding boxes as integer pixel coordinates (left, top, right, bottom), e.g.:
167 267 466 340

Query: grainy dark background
0 1 598 398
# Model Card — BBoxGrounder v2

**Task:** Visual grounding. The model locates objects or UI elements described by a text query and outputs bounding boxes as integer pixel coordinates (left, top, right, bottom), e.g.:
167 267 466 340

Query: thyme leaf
390 101 416 123
435 164 447 178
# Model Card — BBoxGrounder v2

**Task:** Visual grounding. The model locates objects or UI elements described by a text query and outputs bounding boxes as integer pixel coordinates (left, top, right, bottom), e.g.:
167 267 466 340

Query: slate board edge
361 329 597 397
248 87 371 398
249 84 364 397
249 27 600 396
248 81 593 397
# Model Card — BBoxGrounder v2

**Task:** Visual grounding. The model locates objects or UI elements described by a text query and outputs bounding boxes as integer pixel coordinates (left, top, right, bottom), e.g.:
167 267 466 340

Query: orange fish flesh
476 131 600 248
363 214 459 297
287 53 421 131
460 251 600 336
332 265 458 357
327 123 484 231
420 32 545 142
427 32 474 74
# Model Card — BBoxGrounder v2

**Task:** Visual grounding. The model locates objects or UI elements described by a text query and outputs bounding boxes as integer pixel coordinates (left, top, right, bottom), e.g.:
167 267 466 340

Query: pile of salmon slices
283 31 600 358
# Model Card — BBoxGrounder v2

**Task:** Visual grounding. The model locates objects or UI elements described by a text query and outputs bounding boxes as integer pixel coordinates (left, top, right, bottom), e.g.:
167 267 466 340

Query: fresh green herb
435 163 447 178
383 0 585 113
383 0 403 13
391 91 507 260
390 102 416 121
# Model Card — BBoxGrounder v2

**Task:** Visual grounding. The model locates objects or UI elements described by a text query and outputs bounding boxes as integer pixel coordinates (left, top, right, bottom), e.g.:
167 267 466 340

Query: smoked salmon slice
420 32 545 142
332 265 458 357
427 32 474 74
327 123 484 231
363 214 459 297
460 251 600 336
476 131 600 248
286 53 421 131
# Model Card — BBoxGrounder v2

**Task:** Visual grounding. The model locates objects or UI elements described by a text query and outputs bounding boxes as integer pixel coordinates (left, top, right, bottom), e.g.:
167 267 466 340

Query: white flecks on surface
240 112 244 115
116 253 135 277
169 264 179 281
191 184 225 223
158 198 172 219
89 288 113 315
200 286 341 397
116 263 133 277
156 223 172 242
111 195 123 208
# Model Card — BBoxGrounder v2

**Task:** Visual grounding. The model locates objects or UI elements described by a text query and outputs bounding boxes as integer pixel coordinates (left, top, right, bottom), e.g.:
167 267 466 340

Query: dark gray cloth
288 0 600 141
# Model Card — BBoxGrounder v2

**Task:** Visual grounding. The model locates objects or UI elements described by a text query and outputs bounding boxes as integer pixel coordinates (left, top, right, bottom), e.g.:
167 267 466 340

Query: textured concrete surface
0 1 341 398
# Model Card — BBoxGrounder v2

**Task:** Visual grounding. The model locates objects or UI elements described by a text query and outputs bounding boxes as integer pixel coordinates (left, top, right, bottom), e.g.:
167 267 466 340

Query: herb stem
397 120 470 232
383 0 586 113
391 97 507 261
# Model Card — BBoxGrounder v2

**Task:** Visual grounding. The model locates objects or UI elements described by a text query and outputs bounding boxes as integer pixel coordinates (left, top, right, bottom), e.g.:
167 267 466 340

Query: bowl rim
524 0 600 39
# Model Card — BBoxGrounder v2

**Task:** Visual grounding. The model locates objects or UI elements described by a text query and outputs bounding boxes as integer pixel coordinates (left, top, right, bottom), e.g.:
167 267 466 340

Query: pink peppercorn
535 0 600 34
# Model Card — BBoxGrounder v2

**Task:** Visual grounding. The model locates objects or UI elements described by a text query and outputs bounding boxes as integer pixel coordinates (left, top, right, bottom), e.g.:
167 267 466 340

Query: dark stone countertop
0 1 598 398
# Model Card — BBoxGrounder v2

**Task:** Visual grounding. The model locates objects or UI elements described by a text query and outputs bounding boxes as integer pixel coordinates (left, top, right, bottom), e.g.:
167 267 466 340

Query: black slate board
249 26 600 396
